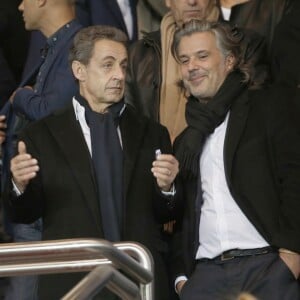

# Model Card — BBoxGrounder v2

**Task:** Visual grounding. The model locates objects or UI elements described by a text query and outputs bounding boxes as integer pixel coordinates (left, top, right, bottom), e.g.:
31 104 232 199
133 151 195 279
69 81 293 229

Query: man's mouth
184 10 202 18
189 73 206 84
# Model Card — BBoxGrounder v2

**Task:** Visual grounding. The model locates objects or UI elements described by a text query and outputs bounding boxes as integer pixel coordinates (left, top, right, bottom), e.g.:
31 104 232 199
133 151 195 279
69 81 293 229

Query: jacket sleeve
152 124 184 223
268 86 300 252
12 54 77 121
3 131 44 224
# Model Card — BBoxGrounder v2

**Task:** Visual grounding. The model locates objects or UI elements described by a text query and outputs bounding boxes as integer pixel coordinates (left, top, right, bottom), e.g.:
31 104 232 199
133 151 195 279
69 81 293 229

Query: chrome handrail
63 265 141 300
0 238 154 300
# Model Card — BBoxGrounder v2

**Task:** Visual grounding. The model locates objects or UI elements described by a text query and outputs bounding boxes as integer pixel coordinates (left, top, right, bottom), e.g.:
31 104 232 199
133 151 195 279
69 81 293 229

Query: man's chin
182 14 204 25
107 96 124 104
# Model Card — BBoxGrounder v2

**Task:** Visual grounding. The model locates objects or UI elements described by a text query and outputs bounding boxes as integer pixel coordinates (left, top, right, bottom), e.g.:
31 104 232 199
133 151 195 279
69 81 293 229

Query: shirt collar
73 93 126 120
46 19 77 49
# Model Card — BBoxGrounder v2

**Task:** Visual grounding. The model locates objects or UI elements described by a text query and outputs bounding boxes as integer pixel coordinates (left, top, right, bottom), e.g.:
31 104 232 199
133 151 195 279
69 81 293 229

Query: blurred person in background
75 0 138 41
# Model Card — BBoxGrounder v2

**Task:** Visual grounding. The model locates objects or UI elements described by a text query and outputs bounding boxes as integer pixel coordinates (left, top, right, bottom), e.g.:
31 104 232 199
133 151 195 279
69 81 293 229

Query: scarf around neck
76 93 125 241
174 71 247 179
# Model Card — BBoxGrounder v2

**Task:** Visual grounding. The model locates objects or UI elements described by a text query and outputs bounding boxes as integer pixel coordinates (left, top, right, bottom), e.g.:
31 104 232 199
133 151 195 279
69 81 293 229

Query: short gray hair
69 25 128 66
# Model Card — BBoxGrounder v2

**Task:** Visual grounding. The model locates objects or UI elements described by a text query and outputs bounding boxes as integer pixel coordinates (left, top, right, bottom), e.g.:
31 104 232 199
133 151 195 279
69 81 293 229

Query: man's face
177 32 233 100
75 39 128 112
18 0 41 30
165 0 211 26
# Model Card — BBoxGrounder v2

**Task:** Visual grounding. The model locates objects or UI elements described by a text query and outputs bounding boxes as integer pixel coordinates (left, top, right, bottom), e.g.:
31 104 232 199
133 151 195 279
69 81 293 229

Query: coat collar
224 90 250 181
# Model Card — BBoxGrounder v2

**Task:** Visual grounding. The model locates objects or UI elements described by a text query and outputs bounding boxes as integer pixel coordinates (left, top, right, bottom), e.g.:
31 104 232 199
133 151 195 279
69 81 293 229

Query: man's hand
0 115 6 144
279 249 300 279
151 154 179 192
10 141 39 193
176 279 187 295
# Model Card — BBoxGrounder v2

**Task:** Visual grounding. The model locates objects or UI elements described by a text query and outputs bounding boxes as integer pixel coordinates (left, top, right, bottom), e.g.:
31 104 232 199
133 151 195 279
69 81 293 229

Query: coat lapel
224 91 250 181
105 1 127 31
120 107 147 197
44 105 102 232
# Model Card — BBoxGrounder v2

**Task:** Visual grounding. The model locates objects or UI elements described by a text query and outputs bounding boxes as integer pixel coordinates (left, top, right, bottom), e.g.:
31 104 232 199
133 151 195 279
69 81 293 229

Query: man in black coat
7 25 179 300
171 20 300 300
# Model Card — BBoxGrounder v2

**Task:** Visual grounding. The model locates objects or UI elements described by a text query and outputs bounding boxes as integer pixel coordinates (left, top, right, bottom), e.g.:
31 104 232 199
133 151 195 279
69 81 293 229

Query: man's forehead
178 32 217 53
167 0 209 6
93 39 127 59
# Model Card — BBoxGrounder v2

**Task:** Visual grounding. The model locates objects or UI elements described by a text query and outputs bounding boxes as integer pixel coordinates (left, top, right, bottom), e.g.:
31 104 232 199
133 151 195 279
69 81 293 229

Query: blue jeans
4 219 42 300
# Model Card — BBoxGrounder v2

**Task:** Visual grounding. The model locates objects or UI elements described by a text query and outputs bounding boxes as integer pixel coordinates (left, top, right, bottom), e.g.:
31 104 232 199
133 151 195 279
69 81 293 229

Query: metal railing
0 238 154 299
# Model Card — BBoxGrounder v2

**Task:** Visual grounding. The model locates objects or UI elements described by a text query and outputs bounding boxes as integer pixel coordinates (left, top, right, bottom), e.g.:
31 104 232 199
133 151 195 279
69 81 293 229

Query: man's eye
103 63 113 68
180 59 189 65
198 55 208 60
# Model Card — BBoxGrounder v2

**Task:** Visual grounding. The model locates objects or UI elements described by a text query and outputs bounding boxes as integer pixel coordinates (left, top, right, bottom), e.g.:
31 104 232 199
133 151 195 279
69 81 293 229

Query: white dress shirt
196 113 269 259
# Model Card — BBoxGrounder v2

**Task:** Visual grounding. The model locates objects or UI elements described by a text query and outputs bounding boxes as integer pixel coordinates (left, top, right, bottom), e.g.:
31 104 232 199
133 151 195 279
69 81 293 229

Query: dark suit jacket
172 85 300 278
6 104 177 299
76 0 138 41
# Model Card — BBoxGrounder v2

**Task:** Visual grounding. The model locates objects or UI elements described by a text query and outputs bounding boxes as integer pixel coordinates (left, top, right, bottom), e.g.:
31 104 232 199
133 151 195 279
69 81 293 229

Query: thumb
18 141 27 155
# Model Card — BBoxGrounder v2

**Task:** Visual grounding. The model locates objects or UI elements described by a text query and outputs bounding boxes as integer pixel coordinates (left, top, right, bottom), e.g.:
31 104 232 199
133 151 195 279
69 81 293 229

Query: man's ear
72 61 86 82
37 0 47 8
225 55 235 72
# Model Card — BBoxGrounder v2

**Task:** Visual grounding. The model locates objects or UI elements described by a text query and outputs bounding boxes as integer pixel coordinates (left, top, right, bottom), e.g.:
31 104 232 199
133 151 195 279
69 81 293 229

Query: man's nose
187 57 198 71
114 66 125 80
18 1 24 11
187 0 197 6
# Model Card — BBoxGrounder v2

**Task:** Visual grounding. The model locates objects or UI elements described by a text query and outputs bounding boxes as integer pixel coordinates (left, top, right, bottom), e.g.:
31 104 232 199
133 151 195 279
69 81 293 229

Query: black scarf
76 93 125 242
174 71 247 179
